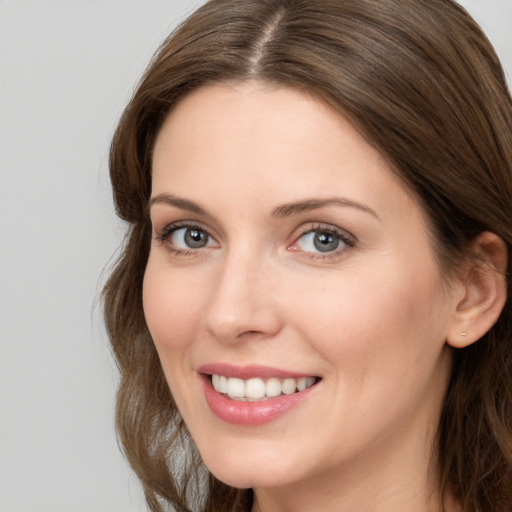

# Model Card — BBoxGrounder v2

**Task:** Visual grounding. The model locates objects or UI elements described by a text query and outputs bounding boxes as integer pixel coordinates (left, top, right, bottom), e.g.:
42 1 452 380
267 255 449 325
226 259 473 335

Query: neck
252 466 447 512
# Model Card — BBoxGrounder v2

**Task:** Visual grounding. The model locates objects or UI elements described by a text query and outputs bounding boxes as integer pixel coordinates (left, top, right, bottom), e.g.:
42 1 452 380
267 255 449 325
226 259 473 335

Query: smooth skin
143 82 507 512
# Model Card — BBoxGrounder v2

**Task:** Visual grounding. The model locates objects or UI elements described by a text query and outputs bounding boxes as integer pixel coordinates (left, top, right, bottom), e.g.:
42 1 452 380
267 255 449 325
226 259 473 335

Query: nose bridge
204 242 281 343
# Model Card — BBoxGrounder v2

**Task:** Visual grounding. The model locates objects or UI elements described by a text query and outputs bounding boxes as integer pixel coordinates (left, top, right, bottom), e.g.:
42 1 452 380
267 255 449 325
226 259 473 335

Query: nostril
237 330 265 340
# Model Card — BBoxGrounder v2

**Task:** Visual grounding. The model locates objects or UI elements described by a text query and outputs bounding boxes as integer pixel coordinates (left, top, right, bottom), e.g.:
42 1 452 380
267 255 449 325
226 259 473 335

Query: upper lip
197 363 318 380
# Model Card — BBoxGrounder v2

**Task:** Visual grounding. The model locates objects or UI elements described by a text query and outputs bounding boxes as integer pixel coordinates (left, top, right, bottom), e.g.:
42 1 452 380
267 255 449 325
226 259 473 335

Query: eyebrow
148 193 210 217
271 197 380 220
148 193 379 221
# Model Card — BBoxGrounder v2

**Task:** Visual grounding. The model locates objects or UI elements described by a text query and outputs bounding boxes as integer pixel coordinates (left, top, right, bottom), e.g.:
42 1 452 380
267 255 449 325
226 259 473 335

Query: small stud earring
460 332 467 336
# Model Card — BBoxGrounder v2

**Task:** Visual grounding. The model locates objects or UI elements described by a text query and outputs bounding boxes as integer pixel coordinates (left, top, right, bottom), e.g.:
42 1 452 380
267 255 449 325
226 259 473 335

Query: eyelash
154 221 356 260
155 221 216 257
290 223 356 261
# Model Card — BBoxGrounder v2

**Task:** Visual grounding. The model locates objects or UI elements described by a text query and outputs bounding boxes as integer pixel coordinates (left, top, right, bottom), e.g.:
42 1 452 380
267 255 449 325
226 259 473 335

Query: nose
203 249 283 344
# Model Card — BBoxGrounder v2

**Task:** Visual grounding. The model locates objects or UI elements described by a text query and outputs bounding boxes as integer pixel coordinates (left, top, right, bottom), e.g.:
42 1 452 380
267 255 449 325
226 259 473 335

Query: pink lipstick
198 364 320 425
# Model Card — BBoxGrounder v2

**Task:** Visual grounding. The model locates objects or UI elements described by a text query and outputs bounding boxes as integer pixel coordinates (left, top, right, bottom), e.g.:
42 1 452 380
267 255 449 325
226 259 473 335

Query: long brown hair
103 1 512 510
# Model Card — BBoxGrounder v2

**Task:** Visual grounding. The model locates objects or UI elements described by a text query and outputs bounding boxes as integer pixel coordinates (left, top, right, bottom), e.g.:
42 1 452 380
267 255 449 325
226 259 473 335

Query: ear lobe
446 231 508 349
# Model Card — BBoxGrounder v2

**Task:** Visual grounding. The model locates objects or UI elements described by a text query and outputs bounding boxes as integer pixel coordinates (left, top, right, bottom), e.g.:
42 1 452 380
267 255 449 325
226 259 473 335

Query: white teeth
218 375 228 393
210 374 318 401
245 378 266 399
226 377 245 399
282 378 296 395
266 377 282 397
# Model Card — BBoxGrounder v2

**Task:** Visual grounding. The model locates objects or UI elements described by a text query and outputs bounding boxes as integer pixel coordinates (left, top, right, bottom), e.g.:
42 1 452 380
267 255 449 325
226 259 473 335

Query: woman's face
144 83 462 493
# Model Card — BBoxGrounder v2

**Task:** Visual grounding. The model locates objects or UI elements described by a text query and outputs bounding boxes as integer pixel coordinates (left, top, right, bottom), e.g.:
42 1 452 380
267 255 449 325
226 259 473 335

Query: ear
446 231 508 349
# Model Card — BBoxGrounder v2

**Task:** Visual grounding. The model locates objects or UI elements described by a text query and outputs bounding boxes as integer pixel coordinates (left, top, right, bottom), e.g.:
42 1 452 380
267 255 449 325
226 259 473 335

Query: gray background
0 1 510 511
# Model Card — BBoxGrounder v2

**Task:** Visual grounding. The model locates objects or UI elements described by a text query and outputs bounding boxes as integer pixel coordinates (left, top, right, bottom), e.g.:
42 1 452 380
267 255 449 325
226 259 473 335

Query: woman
103 0 512 511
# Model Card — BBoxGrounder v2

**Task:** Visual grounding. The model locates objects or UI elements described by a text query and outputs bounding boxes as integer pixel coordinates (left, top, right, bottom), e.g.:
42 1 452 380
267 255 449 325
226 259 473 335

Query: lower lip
201 376 318 426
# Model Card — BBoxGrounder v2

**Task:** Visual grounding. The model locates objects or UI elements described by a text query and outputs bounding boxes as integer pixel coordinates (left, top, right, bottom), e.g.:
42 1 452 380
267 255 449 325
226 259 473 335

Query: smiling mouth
209 374 321 402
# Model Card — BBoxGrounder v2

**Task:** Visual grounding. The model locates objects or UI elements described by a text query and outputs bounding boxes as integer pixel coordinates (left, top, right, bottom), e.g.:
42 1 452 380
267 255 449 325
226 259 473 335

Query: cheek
142 260 204 354
287 267 453 443
287 264 449 374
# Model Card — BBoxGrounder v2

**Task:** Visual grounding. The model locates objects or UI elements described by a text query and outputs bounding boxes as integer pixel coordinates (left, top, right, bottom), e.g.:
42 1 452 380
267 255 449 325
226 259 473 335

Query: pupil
185 228 207 248
313 232 338 252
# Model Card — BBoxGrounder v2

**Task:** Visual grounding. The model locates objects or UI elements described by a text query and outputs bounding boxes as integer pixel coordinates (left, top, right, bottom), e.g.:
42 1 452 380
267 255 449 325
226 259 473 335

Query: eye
297 231 341 253
290 225 355 257
297 230 343 253
163 225 217 250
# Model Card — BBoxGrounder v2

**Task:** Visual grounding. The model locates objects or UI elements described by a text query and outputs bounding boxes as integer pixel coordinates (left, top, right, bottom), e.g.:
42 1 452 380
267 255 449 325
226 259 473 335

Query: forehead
151 82 417 224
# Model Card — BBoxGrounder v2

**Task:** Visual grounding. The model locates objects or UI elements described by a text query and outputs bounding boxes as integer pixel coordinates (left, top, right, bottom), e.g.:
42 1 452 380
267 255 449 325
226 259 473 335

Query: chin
208 467 288 490
200 446 299 489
